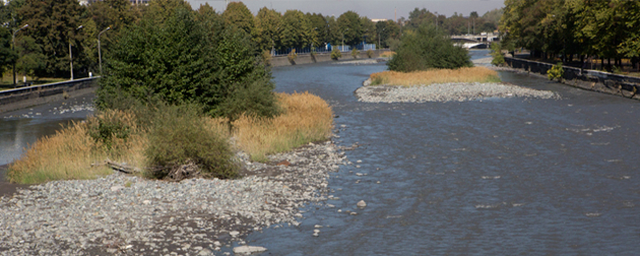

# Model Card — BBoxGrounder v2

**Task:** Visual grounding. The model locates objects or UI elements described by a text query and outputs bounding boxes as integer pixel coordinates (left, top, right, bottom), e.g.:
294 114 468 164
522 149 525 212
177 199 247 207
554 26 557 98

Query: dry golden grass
8 93 333 183
370 66 501 86
233 92 333 162
379 51 396 58
7 110 148 184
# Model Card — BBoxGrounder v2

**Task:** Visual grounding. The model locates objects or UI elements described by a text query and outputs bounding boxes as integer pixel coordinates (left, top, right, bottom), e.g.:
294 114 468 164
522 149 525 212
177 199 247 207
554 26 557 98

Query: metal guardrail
0 77 100 98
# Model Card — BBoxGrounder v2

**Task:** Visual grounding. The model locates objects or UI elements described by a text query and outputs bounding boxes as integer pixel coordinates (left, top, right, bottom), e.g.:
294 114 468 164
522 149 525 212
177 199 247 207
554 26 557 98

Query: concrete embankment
505 57 640 101
0 77 99 113
270 50 388 67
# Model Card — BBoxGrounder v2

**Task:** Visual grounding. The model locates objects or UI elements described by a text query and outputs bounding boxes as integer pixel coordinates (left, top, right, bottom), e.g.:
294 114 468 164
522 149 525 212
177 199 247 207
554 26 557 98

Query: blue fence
272 44 376 56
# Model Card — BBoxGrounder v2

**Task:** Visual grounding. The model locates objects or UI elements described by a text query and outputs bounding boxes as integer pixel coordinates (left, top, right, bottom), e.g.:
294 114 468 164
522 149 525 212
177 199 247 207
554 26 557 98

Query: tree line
501 0 640 71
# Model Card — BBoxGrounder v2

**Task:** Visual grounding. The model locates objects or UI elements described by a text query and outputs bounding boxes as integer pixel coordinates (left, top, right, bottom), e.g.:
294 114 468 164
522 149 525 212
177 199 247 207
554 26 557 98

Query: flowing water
242 52 640 255
1 51 640 254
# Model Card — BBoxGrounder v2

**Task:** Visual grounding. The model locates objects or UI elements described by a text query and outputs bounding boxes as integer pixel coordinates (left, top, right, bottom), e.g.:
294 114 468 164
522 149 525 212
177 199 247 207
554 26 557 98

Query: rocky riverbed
0 141 349 256
355 79 560 103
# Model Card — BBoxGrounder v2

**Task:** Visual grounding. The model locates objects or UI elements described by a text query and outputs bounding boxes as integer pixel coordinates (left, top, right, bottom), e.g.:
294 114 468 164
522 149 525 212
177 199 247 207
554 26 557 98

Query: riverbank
0 140 348 255
356 79 559 103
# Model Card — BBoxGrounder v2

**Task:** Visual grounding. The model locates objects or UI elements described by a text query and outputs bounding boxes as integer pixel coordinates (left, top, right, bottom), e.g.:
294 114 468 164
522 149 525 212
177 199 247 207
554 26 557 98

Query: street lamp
12 24 28 87
98 26 110 74
69 25 84 80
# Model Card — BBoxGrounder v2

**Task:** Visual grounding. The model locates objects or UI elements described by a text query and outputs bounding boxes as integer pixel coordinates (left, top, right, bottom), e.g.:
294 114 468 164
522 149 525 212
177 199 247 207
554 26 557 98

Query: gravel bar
0 141 347 255
356 80 559 103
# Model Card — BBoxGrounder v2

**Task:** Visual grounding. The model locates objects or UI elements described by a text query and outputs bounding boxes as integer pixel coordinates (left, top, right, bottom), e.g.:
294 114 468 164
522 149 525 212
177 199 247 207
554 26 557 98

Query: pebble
356 82 559 103
0 141 346 255
357 200 367 208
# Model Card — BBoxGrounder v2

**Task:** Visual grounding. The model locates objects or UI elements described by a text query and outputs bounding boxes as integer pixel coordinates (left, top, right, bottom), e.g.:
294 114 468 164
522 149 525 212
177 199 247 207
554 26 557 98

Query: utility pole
69 25 84 81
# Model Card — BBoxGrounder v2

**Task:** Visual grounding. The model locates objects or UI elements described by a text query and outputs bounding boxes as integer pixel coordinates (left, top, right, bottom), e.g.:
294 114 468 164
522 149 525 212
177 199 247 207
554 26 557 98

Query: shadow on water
243 53 640 255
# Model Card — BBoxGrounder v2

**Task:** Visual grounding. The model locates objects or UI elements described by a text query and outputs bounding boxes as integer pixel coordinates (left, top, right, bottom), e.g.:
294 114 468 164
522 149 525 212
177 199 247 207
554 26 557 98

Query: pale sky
186 0 505 20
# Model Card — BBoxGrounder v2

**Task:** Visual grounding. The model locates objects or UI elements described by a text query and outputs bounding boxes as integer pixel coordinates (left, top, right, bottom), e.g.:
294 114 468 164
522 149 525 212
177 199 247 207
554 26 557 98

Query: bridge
450 33 499 49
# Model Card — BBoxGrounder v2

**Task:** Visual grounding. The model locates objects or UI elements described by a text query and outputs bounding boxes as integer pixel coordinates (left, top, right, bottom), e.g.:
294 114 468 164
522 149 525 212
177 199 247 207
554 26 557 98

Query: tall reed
233 92 333 162
370 66 501 86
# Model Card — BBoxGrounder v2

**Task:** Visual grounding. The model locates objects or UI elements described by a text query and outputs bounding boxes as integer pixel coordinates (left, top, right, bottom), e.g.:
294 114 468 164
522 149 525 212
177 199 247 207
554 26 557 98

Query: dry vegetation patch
7 92 333 184
233 92 333 162
370 66 501 86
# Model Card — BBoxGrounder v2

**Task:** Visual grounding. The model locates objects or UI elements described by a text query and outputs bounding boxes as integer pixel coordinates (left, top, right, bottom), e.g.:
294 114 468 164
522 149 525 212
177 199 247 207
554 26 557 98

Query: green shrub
547 62 564 81
351 48 359 59
366 49 374 58
331 48 342 60
98 5 279 122
287 49 298 64
490 43 505 66
387 25 472 72
87 114 130 151
145 104 237 179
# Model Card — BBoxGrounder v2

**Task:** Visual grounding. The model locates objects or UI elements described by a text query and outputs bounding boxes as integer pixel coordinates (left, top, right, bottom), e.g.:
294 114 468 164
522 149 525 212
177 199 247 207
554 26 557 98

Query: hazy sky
186 0 505 20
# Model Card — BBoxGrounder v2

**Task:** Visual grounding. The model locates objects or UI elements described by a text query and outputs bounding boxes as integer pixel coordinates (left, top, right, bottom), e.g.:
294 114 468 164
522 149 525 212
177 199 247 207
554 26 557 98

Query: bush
98 5 279 122
387 25 472 72
366 49 374 58
490 43 505 66
287 49 297 64
331 48 342 60
351 48 359 59
547 62 564 81
145 104 237 179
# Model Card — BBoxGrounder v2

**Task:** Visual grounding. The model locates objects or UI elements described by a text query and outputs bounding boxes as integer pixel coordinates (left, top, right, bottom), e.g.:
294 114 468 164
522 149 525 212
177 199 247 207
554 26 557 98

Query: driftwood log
91 159 141 174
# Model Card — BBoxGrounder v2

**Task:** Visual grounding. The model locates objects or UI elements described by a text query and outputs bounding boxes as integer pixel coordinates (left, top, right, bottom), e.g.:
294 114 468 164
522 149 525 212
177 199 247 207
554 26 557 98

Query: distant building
83 0 150 5
371 19 388 23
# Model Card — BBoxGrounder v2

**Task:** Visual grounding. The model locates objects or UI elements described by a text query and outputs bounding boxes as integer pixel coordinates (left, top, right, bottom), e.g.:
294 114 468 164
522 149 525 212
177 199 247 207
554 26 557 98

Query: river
244 51 640 255
2 50 640 254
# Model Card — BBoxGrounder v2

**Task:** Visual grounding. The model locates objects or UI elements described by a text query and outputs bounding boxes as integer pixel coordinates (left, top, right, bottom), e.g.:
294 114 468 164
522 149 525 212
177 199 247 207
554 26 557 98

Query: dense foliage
97 1 278 121
501 0 640 70
388 25 472 72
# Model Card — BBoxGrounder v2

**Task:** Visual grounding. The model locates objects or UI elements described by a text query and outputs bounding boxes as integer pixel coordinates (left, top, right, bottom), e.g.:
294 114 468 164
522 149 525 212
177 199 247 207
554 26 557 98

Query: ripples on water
1 51 639 254
243 52 640 255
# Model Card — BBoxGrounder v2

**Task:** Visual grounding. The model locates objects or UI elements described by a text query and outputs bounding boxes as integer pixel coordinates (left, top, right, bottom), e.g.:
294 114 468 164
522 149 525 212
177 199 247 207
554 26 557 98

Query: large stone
233 245 267 255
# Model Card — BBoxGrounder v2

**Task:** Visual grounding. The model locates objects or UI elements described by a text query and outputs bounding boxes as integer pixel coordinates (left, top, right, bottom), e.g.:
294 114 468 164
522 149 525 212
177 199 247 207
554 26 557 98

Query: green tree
280 10 313 49
308 13 328 47
375 20 401 48
222 1 255 37
19 0 88 77
99 2 278 121
388 25 472 72
255 7 282 52
336 11 362 46
0 27 17 78
14 35 45 79
361 16 375 45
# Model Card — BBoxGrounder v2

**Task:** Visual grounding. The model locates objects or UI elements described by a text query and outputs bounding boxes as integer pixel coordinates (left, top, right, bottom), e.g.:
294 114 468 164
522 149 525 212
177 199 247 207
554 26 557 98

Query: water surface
243 55 640 255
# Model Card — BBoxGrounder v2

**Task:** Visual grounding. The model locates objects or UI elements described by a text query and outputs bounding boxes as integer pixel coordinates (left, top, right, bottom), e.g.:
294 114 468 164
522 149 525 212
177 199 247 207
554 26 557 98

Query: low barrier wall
505 57 640 100
271 50 387 67
0 77 99 113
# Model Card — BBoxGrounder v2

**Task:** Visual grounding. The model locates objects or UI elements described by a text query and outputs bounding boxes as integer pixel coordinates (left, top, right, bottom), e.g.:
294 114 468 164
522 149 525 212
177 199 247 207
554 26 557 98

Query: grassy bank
370 67 501 86
7 92 333 184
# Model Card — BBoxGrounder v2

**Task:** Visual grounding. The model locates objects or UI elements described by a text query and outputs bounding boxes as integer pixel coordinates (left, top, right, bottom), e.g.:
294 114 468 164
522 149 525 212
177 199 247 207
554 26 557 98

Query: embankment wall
0 77 99 113
505 57 640 101
271 50 387 67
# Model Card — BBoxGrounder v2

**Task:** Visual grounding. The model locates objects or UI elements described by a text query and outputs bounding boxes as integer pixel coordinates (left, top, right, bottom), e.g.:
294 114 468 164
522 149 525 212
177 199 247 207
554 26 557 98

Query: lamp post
98 26 110 74
69 25 84 80
12 24 28 87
